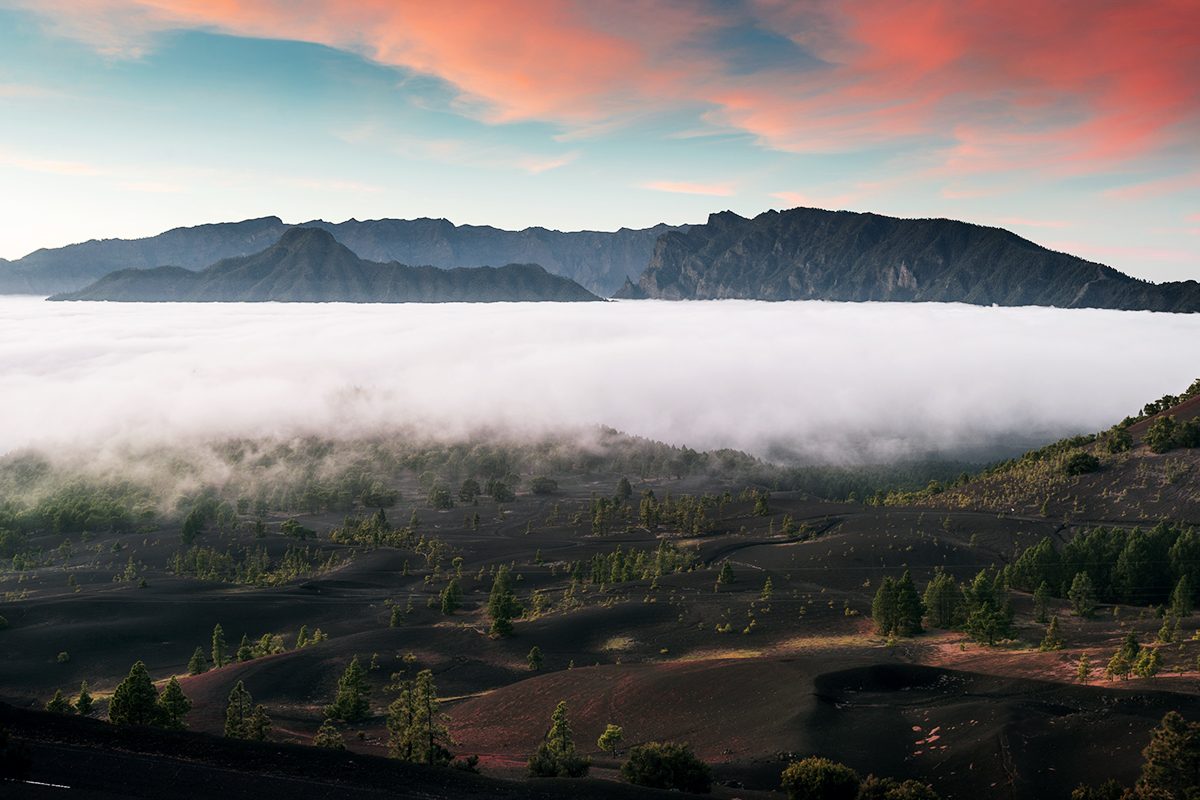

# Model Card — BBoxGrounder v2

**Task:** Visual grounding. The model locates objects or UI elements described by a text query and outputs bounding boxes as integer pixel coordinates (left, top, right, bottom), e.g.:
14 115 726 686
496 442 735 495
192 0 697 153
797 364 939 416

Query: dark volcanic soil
2 475 1197 799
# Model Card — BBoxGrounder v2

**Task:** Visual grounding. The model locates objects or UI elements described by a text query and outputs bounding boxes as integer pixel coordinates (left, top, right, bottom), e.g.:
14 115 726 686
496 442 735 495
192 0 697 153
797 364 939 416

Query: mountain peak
277 226 339 247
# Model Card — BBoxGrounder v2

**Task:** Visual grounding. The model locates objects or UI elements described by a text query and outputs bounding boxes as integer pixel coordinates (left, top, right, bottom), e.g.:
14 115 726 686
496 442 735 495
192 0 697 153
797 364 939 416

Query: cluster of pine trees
874 567 1015 646
1009 523 1199 607
569 541 694 587
169 543 339 586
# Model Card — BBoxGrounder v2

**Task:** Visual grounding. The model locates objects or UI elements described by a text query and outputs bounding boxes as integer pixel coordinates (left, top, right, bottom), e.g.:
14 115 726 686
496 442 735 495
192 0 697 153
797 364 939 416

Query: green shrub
620 741 712 793
781 756 860 800
1064 451 1100 476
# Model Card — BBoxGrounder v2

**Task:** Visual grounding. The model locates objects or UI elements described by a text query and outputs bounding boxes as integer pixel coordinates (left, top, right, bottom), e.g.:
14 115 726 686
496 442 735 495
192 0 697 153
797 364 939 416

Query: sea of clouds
2 295 1198 464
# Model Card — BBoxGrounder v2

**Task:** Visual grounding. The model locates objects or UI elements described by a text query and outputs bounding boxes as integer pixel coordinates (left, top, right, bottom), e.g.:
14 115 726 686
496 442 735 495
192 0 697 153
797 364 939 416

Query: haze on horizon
2 295 1198 465
0 1 1197 283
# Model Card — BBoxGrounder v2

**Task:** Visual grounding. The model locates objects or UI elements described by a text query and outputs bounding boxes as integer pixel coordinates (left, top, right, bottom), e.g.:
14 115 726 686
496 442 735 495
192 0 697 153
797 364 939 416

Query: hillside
631 208 1200 311
0 217 677 297
890 379 1200 521
48 228 601 303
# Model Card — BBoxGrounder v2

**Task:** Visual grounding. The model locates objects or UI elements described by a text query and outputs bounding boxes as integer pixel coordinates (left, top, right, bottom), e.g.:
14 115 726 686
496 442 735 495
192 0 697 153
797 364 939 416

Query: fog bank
2 296 1198 464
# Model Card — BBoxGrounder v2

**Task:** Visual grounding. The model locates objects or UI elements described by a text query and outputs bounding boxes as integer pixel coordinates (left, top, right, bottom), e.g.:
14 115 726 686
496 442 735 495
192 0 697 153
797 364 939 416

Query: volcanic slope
899 379 1200 521
49 227 601 303
3 411 1200 799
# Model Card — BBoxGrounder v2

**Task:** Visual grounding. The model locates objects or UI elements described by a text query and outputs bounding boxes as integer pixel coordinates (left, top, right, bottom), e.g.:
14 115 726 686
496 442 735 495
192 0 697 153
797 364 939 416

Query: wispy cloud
988 216 1071 230
1103 172 1200 200
282 178 383 193
771 190 857 209
0 148 107 176
643 180 735 197
1045 239 1196 264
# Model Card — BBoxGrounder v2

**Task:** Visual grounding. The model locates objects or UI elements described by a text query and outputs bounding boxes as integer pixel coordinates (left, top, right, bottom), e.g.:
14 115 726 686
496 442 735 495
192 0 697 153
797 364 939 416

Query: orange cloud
16 0 1200 175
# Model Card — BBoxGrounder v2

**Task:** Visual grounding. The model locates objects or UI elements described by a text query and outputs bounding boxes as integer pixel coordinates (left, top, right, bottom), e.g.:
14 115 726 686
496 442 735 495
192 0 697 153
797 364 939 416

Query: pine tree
313 719 345 749
894 571 924 635
440 579 462 615
615 477 632 501
411 669 451 765
236 634 253 662
923 568 964 629
247 704 271 741
1171 575 1194 618
211 623 227 668
386 679 416 761
964 601 1013 646
872 576 898 635
1106 651 1132 681
74 681 94 716
1136 711 1200 797
156 677 192 729
224 681 254 738
109 661 159 726
1119 630 1141 662
527 646 544 671
45 689 71 714
1158 615 1177 644
1076 653 1092 683
597 723 624 755
296 625 310 648
528 700 590 778
717 562 735 586
187 647 207 676
325 655 371 722
1039 615 1064 651
1133 648 1162 679
761 576 774 602
1068 572 1097 618
1033 581 1051 624
487 565 523 637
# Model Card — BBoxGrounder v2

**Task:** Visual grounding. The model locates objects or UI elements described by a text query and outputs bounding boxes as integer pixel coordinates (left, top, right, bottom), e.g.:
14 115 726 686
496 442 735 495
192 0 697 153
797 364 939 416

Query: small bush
781 756 860 800
621 741 712 793
529 477 559 495
1064 451 1100 476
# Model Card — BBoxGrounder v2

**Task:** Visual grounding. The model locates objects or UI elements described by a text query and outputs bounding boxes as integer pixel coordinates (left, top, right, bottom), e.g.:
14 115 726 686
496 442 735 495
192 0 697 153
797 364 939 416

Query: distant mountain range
2 216 675 297
50 228 601 303
8 206 1199 311
618 208 1200 311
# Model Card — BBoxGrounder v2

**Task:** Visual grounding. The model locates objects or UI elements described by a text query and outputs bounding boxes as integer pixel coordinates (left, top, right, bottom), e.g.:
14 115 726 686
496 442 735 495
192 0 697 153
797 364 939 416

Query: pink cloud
16 0 1200 177
1103 173 1200 200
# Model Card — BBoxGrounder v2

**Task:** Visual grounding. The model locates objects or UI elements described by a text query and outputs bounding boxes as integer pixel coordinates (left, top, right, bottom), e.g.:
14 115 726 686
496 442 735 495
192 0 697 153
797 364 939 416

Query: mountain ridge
49 227 602 303
2 216 678 296
631 207 1200 312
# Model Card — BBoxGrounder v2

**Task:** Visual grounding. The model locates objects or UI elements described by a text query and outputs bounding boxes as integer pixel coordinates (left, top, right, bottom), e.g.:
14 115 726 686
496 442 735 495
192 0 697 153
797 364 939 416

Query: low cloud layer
2 296 1198 464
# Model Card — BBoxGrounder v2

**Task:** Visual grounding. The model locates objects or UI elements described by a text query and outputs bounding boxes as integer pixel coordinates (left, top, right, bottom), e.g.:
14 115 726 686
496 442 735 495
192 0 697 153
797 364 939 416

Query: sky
0 1 1197 282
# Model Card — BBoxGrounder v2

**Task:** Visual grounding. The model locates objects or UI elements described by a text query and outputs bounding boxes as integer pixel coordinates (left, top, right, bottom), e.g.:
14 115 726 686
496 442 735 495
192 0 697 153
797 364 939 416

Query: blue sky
0 1 1196 283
